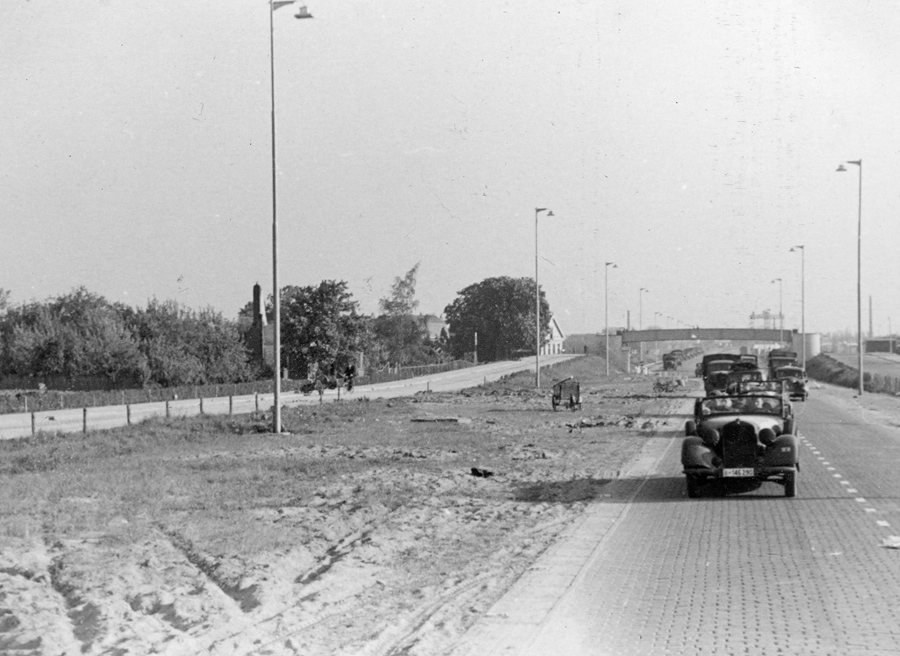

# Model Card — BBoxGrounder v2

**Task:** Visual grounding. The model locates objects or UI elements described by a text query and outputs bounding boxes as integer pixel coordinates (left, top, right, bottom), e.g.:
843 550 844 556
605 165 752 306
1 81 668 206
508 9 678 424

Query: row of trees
0 288 254 387
0 272 552 389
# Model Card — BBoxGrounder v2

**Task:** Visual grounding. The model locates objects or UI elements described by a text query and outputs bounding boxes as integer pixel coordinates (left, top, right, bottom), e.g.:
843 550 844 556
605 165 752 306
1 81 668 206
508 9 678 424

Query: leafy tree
0 287 148 383
372 263 433 366
278 280 367 377
380 263 420 316
443 277 550 362
124 299 253 386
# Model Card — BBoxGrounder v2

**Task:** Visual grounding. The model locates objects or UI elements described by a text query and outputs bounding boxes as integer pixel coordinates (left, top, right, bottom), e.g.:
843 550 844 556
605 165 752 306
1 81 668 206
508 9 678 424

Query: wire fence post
126 404 131 426
255 392 259 413
229 396 233 415
200 397 204 415
165 400 170 419
31 412 35 436
83 407 87 433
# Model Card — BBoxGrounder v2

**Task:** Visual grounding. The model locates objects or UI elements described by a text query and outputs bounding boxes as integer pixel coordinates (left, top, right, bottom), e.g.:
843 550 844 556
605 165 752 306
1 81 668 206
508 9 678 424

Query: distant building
420 314 448 341
541 316 565 355
866 338 897 354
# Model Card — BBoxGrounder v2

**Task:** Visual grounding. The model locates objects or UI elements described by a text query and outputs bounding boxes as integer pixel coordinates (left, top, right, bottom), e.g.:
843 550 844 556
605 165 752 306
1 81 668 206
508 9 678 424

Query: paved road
451 383 900 655
0 355 579 440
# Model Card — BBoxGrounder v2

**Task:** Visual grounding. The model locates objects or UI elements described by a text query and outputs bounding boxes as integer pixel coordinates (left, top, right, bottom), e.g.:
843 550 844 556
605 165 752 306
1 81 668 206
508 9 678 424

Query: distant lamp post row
837 159 863 395
535 207 554 388
605 261 616 376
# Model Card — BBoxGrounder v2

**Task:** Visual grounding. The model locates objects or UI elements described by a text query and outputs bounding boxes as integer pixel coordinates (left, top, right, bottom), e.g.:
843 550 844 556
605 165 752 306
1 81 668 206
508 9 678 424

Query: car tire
686 474 701 498
784 471 797 498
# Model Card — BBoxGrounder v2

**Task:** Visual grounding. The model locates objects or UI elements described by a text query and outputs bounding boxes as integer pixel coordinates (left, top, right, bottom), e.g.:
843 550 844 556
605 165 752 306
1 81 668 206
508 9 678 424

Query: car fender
764 434 798 467
682 437 716 469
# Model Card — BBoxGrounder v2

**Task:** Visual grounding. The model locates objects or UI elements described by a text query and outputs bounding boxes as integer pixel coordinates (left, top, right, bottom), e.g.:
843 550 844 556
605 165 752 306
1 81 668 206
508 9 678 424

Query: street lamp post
269 0 311 432
772 278 783 344
654 312 662 359
535 207 553 388
605 262 616 376
638 287 648 372
837 159 863 394
789 247 805 369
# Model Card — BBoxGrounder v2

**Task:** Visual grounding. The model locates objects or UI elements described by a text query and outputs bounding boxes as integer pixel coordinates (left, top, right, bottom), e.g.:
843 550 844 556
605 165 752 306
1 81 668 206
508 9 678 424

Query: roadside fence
0 360 476 415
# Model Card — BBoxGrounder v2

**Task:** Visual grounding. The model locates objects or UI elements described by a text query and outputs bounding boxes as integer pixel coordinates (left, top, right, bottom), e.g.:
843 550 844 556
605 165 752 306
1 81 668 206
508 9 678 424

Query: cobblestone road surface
452 386 900 656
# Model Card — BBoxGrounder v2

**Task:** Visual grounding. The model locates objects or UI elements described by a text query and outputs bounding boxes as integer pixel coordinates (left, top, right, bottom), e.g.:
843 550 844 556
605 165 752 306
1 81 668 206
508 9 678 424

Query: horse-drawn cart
551 377 581 411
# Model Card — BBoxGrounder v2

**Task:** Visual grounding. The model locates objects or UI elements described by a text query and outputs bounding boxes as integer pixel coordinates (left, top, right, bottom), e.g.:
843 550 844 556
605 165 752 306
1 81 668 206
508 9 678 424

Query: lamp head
836 164 847 172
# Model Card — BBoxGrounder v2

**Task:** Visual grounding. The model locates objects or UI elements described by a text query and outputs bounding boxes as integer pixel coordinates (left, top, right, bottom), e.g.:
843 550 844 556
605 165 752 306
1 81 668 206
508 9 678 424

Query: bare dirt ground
0 357 695 656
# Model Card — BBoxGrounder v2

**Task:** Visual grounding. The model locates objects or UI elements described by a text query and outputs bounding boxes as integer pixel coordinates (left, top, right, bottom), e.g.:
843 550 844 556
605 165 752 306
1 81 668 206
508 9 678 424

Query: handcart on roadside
551 376 582 411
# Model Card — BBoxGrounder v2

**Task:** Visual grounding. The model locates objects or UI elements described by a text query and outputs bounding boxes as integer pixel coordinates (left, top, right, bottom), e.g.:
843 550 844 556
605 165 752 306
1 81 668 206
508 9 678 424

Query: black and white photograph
3 1 900 654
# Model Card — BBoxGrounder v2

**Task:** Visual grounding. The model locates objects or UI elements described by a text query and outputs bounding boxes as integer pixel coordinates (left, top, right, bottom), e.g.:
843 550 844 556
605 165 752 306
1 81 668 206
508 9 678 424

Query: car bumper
683 465 797 479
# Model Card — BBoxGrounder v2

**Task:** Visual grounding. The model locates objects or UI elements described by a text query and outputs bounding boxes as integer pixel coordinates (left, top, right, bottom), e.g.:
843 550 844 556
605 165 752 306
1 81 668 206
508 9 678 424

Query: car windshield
738 381 783 394
775 368 803 379
701 395 782 415
707 361 734 374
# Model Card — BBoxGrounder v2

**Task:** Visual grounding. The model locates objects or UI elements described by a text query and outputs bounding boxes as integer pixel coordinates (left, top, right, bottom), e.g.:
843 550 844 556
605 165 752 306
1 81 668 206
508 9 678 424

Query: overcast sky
3 0 900 336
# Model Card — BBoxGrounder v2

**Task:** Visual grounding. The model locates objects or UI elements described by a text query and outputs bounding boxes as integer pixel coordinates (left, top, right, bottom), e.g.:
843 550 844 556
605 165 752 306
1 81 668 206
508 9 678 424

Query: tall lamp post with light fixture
837 159 863 394
269 0 312 433
605 261 616 376
535 207 553 388
789 246 805 369
772 277 783 344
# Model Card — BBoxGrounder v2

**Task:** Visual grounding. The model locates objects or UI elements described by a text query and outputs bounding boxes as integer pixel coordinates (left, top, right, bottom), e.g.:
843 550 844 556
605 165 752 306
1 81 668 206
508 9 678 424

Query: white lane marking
833 474 843 478
866 508 877 513
877 520 891 527
823 461 830 465
827 467 836 471
856 498 867 503
840 481 850 486
847 489 858 493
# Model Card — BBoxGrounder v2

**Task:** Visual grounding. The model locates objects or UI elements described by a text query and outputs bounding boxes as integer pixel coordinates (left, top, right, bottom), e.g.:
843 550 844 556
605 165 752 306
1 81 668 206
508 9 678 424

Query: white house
541 316 565 355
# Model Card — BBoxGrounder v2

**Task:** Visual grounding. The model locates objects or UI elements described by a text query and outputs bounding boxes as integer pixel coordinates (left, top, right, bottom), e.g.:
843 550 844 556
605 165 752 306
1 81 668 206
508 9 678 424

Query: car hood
701 414 784 433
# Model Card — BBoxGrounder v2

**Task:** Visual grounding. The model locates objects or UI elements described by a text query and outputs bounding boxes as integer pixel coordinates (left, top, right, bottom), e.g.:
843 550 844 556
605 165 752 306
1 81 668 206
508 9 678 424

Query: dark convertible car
682 393 799 498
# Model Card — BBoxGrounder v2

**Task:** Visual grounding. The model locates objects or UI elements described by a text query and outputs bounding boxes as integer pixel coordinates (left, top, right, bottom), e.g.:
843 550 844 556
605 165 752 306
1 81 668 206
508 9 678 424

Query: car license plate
723 468 754 477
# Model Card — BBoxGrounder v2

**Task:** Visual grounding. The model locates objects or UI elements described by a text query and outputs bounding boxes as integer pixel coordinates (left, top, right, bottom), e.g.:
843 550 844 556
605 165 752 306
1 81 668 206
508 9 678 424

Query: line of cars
662 346 704 371
681 349 807 498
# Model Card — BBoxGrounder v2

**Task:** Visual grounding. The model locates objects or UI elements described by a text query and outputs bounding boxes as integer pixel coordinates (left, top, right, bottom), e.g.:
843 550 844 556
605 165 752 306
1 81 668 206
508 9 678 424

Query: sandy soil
0 358 695 656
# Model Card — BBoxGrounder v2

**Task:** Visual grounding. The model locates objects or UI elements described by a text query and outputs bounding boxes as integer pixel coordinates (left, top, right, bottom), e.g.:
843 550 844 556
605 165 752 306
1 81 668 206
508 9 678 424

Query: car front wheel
686 474 701 498
784 471 797 498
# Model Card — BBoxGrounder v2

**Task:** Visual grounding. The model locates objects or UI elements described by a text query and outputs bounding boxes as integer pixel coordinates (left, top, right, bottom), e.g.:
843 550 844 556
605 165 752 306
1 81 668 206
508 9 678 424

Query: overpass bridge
619 328 793 345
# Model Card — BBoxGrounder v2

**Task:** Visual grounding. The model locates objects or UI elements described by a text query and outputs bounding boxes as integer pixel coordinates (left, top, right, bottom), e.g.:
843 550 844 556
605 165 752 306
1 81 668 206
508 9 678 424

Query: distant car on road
773 365 808 401
682 393 799 498
704 359 737 394
725 367 765 394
